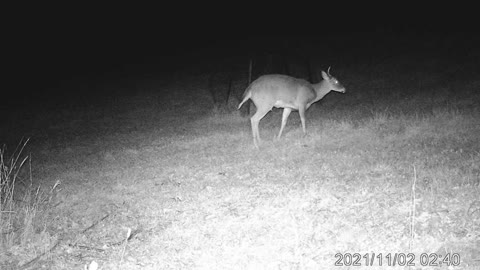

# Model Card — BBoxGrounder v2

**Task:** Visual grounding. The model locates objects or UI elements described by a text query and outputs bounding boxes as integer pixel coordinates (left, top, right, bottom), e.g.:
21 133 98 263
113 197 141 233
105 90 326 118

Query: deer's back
249 75 316 108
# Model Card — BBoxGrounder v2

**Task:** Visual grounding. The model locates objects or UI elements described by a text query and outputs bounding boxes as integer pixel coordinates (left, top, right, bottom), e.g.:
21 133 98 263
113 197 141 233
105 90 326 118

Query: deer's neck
312 80 331 102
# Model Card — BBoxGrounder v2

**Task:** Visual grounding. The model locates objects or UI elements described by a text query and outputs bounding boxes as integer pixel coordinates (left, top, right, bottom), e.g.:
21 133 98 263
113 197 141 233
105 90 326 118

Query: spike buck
238 67 346 148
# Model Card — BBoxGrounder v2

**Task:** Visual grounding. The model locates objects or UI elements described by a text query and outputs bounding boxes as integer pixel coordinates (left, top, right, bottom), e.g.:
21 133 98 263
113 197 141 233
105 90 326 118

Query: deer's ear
321 71 329 80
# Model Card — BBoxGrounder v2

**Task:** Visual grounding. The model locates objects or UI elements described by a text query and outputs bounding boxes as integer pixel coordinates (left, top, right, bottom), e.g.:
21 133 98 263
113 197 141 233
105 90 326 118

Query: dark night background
3 5 479 117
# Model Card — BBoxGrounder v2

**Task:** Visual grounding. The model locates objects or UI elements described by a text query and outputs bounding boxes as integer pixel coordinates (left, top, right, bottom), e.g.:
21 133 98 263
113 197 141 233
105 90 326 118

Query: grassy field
1 46 479 269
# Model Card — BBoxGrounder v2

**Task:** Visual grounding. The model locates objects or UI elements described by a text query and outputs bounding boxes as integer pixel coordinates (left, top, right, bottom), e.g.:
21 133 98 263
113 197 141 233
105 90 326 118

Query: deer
237 67 346 148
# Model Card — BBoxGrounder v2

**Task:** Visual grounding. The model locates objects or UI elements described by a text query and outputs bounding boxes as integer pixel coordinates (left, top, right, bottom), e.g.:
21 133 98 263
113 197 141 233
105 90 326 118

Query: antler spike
327 66 331 76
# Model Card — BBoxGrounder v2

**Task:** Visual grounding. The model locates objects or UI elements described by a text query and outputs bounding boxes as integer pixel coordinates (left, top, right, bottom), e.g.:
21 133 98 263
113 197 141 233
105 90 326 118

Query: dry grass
1 61 479 269
0 139 60 269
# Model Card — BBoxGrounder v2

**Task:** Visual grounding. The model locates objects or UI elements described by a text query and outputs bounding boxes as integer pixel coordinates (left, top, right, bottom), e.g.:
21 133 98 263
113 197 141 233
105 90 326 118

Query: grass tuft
0 139 60 268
